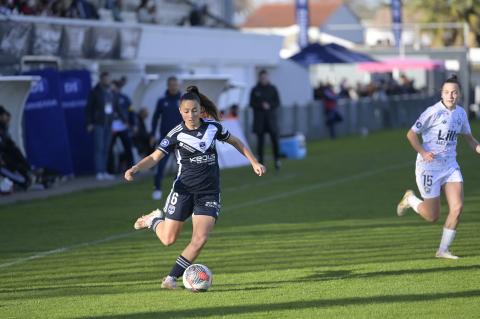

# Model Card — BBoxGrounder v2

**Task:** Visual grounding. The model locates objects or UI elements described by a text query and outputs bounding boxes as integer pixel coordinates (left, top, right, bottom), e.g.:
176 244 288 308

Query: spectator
131 107 153 158
150 76 182 200
50 0 69 17
249 69 281 170
189 4 207 26
16 0 35 15
0 106 31 190
35 0 50 16
137 0 155 24
338 78 351 99
68 0 99 19
85 71 118 181
108 79 134 174
315 83 343 139
105 0 122 22
0 0 13 15
224 104 239 119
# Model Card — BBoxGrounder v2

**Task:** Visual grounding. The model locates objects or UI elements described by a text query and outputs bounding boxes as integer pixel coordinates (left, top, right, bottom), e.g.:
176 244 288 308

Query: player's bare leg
436 182 463 259
397 190 440 222
162 215 215 289
416 197 441 222
155 219 184 246
181 215 216 262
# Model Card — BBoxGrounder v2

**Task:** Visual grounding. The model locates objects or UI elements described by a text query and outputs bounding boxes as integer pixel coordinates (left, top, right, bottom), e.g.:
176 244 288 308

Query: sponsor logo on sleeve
415 122 422 129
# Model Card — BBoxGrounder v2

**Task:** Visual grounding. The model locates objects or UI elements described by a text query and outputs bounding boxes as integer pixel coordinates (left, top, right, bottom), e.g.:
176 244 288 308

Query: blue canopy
324 43 377 63
289 43 345 66
289 43 376 66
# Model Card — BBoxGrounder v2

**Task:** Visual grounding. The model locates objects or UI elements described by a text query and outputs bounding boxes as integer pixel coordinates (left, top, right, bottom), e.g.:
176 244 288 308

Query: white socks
407 194 422 213
438 227 456 253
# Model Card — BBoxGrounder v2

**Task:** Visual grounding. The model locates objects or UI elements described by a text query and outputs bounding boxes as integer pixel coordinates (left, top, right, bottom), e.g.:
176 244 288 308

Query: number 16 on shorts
167 192 178 215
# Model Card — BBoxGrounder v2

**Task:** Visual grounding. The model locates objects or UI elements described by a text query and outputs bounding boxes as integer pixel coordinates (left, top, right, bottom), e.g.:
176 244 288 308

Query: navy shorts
162 191 221 222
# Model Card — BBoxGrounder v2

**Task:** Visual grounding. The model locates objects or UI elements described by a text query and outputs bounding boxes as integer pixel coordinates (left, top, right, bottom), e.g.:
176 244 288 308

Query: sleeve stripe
157 146 169 154
218 131 230 141
167 124 183 137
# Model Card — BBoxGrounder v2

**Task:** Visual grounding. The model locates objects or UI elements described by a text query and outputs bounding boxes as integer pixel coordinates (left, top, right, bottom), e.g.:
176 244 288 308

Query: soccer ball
182 264 212 292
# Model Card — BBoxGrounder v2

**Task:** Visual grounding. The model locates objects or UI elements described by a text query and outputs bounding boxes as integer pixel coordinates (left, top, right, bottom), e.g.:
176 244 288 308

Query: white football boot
397 189 414 216
435 250 459 260
133 209 163 230
161 276 177 290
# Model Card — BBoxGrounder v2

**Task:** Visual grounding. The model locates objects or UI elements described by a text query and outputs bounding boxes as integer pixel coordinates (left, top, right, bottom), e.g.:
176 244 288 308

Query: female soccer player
397 75 480 259
124 86 266 288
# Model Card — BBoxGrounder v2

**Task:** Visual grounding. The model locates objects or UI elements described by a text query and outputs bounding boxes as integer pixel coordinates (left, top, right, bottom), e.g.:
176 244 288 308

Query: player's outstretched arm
124 149 165 181
226 135 266 176
463 134 480 154
406 129 434 161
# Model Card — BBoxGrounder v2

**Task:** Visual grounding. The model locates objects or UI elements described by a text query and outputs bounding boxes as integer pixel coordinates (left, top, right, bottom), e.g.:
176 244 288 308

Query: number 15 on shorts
423 175 433 187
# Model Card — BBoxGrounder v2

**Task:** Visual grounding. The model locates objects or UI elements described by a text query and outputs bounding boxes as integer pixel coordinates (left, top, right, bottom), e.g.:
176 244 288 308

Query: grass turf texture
1 126 480 318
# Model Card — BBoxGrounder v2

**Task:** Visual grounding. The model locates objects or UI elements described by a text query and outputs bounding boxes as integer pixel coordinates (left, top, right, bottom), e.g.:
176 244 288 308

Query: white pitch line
0 161 410 270
0 232 138 269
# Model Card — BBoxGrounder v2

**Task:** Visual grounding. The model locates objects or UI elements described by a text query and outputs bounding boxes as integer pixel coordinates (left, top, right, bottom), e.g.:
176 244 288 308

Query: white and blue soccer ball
182 264 213 292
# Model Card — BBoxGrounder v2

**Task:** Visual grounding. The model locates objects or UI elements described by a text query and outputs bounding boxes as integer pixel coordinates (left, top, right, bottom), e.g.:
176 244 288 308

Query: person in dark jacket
108 79 134 174
249 69 281 170
86 71 122 181
132 107 154 157
150 76 182 200
0 106 31 189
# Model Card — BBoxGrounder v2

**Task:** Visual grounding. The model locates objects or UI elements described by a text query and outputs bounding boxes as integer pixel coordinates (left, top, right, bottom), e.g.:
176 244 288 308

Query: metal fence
240 94 438 142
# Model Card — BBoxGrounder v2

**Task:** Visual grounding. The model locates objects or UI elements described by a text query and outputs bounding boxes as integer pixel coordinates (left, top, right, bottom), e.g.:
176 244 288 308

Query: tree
406 0 480 47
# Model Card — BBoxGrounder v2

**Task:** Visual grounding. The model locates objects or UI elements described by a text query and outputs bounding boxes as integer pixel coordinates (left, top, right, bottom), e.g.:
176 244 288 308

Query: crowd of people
0 0 99 19
313 74 420 139
315 74 419 102
1 69 425 196
0 0 212 25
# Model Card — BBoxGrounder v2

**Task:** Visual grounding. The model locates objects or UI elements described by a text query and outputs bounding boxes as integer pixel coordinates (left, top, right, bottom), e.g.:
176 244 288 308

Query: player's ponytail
183 85 220 121
442 74 461 91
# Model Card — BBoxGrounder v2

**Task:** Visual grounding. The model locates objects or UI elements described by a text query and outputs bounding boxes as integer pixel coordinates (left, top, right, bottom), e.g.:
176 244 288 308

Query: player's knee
450 203 463 216
159 234 177 246
426 211 440 223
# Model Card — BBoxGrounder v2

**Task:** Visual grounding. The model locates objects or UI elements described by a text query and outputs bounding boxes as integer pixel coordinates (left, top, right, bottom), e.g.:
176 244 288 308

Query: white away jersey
411 101 471 169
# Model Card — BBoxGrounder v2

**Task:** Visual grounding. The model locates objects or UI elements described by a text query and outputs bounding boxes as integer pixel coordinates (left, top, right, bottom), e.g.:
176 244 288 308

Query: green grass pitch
1 126 480 318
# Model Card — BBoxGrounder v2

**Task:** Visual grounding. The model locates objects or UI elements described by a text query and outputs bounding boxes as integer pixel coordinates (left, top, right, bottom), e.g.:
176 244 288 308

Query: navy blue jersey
157 119 230 193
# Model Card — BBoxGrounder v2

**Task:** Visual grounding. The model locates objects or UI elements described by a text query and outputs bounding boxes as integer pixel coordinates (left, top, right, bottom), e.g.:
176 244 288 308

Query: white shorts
415 166 463 199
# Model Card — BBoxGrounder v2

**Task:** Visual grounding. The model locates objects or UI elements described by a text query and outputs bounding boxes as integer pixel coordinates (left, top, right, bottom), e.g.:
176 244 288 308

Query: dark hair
100 71 109 79
0 105 7 116
180 86 220 121
258 69 268 76
167 76 178 83
442 74 461 91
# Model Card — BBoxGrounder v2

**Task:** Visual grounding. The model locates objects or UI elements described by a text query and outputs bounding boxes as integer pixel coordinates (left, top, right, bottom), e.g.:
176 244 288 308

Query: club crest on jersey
415 122 422 128
424 186 431 194
199 141 206 149
160 139 170 147
168 205 175 214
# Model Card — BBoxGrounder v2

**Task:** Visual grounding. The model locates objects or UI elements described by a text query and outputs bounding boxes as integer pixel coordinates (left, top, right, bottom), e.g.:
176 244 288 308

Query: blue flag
391 0 402 48
295 0 310 48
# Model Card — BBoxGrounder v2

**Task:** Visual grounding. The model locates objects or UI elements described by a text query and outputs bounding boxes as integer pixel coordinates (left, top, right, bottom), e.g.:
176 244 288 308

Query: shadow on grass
78 290 480 319
301 264 480 282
